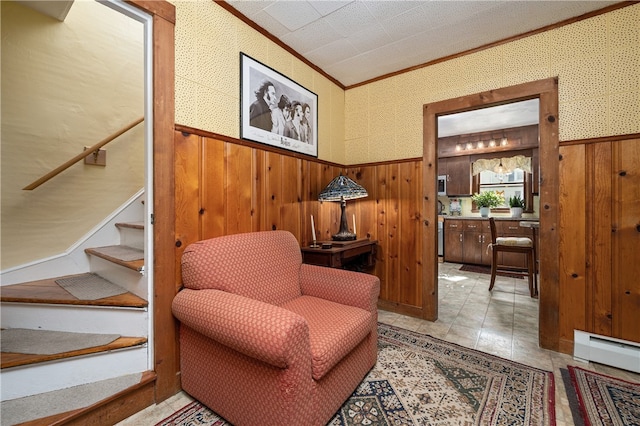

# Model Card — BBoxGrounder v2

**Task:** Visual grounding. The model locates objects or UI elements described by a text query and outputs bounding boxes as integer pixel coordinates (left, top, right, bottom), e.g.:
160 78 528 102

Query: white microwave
437 175 447 195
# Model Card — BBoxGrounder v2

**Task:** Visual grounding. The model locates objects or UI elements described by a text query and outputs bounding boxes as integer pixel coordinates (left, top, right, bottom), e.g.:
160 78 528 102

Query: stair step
0 274 147 308
1 330 147 369
1 371 156 426
115 221 144 230
85 245 144 272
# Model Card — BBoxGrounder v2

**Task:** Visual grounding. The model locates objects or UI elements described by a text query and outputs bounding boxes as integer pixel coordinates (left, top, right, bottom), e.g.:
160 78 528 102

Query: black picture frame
240 53 318 157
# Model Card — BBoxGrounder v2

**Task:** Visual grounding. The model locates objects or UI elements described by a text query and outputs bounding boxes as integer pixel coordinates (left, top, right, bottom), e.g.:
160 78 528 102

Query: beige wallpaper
173 2 637 166
344 4 640 164
172 0 346 164
1 1 144 268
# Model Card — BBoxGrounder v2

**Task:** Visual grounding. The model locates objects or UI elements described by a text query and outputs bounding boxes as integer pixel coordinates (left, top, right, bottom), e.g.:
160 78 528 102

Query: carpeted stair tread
0 371 153 426
1 330 146 369
85 245 144 271
55 273 127 300
0 274 147 307
2 328 121 355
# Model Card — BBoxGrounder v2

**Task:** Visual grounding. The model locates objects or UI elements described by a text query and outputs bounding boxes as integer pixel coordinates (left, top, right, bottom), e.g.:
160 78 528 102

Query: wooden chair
488 218 537 297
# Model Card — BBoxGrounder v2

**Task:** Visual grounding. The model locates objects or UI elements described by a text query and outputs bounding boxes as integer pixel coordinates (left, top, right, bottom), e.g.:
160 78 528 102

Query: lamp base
332 231 356 241
332 198 356 241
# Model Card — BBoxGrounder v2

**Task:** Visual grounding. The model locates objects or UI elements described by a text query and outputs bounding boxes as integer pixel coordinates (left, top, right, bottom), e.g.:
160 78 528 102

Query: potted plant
508 195 525 218
471 191 504 217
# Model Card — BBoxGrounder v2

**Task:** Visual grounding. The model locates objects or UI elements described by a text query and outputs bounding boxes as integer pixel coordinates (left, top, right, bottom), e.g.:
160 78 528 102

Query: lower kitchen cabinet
444 219 490 266
462 220 491 265
444 220 464 263
444 218 536 268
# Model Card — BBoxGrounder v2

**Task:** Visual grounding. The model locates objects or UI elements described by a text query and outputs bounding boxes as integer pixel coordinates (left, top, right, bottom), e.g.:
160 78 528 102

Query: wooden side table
301 239 378 270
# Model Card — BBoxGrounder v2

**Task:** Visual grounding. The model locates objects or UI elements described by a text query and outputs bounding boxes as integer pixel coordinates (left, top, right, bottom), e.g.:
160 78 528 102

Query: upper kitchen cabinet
439 156 471 196
438 124 539 158
437 124 539 199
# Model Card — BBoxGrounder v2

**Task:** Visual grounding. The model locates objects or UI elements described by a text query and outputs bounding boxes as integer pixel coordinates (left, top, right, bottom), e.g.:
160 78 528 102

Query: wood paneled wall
558 136 640 353
174 130 427 314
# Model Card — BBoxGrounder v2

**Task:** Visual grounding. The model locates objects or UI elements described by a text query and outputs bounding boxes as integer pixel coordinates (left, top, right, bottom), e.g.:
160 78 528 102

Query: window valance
472 155 531 176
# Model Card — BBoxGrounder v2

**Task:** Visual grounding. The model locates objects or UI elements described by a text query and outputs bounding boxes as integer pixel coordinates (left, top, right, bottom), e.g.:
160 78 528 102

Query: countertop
439 216 539 221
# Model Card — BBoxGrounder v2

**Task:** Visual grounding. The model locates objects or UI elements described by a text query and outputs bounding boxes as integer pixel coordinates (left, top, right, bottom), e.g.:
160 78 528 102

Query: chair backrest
181 230 303 306
489 217 498 244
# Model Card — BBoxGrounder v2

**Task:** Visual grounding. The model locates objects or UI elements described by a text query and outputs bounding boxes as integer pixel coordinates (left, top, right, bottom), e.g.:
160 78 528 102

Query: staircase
0 193 155 425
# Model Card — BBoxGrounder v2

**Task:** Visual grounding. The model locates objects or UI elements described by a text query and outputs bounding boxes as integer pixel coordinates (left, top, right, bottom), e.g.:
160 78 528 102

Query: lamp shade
318 174 368 202
318 174 368 241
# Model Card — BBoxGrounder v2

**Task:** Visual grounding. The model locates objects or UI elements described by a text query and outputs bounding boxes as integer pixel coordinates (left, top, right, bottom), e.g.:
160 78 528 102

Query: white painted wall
1 1 145 268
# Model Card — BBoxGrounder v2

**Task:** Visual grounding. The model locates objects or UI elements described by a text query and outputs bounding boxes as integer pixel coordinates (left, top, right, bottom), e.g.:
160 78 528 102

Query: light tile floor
119 262 640 425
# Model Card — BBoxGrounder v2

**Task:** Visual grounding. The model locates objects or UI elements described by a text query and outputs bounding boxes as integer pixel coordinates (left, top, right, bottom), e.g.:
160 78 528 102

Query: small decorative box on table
301 239 378 271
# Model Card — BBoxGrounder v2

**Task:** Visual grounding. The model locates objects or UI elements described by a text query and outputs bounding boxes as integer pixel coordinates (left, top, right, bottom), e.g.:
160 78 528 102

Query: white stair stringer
0 303 148 336
1 344 148 401
0 190 145 287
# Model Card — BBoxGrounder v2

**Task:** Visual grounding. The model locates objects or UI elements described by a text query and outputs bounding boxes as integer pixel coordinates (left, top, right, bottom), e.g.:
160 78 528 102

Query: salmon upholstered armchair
172 230 380 426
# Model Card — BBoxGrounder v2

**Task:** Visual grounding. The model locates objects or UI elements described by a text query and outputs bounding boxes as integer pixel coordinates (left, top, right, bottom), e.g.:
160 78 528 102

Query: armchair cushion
181 230 302 305
280 295 374 380
299 263 380 312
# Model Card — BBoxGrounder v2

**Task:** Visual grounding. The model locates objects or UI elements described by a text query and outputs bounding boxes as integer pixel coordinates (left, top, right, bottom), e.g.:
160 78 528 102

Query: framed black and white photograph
240 53 318 157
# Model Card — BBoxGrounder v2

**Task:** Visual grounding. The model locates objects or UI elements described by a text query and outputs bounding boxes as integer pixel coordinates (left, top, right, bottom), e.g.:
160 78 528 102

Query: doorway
422 79 560 351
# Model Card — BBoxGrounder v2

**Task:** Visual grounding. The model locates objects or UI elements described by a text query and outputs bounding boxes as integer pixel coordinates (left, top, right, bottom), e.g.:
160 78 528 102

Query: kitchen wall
438 196 540 219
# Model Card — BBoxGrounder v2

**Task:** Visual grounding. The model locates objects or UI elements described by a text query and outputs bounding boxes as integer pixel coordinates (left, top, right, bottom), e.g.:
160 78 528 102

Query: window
479 169 525 208
471 154 533 212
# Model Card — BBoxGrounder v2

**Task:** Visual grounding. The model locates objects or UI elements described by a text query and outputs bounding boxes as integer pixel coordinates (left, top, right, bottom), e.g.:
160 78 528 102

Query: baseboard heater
574 330 640 373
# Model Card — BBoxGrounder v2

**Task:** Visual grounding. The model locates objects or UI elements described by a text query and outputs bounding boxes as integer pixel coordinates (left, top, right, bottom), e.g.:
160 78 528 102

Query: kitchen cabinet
443 220 464 263
444 219 490 266
444 219 536 267
462 220 491 265
439 156 471 196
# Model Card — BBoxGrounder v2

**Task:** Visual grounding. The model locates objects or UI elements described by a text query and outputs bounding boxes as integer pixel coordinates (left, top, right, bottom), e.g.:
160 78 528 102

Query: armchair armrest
172 288 310 368
299 264 380 312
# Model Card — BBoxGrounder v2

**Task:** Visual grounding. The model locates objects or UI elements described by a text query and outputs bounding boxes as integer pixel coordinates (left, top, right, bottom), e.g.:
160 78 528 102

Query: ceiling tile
348 24 393 54
308 1 353 17
305 38 359 66
263 1 321 32
323 1 377 37
280 18 342 54
363 1 425 20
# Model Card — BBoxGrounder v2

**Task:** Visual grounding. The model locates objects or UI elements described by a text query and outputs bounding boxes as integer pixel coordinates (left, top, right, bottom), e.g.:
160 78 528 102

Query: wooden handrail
23 117 144 190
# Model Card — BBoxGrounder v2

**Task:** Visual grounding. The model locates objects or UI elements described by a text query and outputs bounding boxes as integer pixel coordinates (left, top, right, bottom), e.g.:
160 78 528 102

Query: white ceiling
227 0 618 87
437 99 539 137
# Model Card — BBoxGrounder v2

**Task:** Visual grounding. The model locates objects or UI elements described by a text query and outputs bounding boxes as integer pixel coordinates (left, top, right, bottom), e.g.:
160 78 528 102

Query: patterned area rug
565 365 640 425
157 323 555 426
